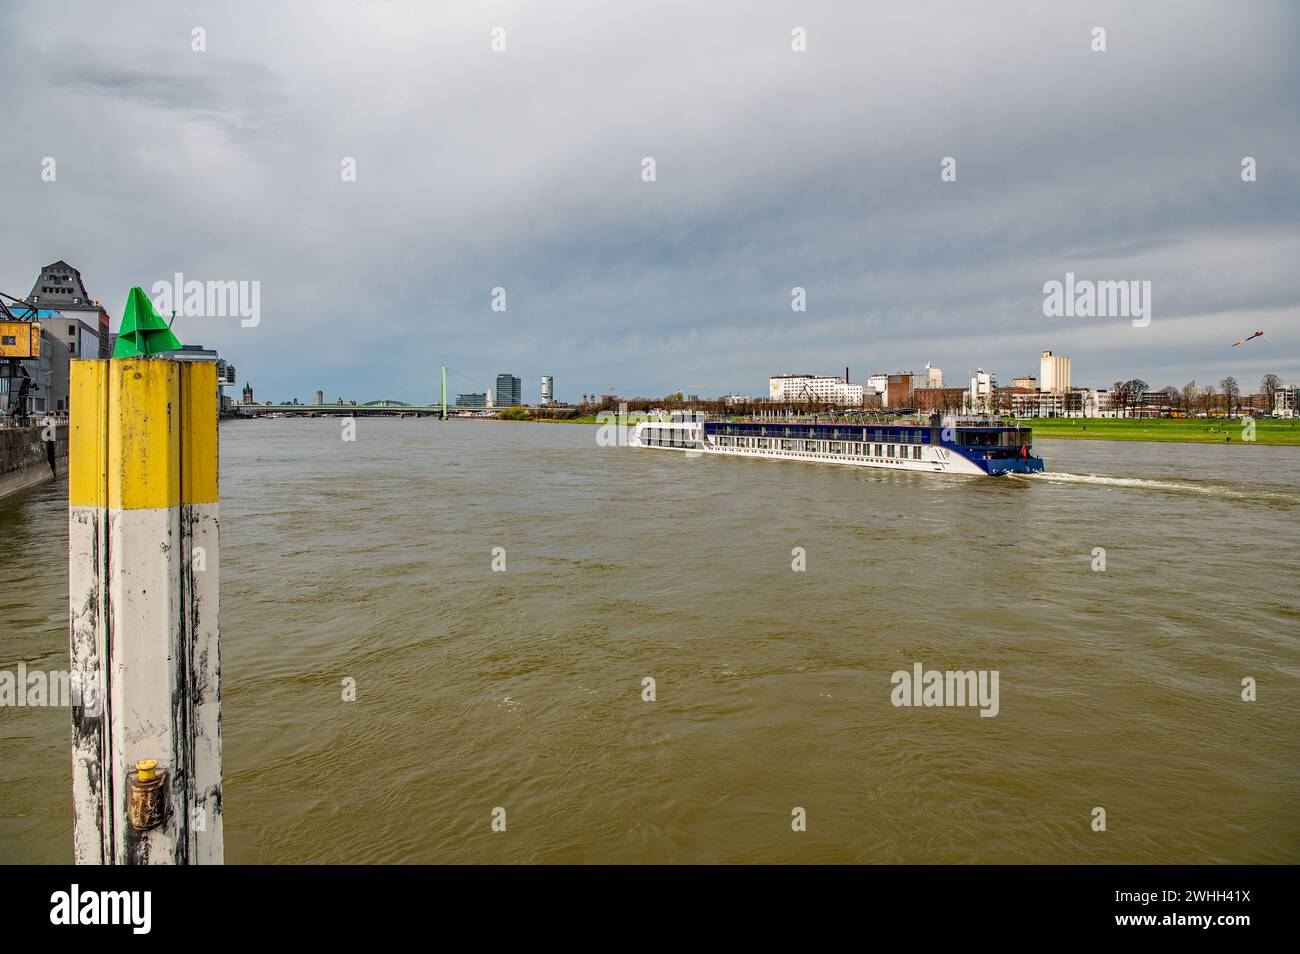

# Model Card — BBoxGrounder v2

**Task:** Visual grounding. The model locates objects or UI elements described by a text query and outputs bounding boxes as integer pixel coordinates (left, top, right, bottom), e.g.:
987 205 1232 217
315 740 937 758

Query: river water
2 419 1297 863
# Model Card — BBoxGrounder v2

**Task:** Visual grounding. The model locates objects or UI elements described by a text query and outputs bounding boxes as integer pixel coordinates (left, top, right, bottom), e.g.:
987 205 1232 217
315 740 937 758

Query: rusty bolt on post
127 759 166 831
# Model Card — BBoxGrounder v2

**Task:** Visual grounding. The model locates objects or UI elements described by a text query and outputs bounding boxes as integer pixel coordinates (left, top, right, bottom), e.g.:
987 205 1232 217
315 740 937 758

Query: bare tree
1181 379 1198 415
1219 376 1240 416
1201 383 1216 416
1260 373 1281 413
1122 379 1149 416
1109 380 1126 417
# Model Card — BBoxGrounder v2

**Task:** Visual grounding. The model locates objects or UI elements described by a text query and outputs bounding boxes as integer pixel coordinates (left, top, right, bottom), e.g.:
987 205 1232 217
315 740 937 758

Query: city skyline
220 353 1291 407
2 1 1297 404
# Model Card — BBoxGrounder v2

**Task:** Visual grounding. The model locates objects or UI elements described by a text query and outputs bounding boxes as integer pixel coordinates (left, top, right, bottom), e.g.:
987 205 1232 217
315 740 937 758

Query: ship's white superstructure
629 418 1044 477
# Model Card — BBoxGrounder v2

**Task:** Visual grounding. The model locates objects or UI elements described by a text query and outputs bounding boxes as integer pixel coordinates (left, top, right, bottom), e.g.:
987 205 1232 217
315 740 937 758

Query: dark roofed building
27 260 112 357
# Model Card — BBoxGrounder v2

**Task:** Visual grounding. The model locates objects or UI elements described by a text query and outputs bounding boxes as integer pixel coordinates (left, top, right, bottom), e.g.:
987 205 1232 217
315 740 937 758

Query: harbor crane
0 290 42 426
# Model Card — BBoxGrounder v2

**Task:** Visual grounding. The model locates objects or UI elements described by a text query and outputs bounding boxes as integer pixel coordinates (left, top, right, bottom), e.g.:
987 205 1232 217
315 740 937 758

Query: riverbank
0 424 68 502
1010 417 1300 445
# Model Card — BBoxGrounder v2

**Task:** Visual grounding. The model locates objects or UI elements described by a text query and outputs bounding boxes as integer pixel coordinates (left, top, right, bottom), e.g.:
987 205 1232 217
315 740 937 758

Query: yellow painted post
68 357 223 864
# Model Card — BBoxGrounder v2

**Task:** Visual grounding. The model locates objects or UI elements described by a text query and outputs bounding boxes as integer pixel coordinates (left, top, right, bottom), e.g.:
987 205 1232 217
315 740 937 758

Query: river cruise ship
630 417 1045 476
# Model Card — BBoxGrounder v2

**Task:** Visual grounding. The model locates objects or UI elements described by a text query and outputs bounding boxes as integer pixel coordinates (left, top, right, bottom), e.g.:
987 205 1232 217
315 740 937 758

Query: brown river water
2 418 1298 863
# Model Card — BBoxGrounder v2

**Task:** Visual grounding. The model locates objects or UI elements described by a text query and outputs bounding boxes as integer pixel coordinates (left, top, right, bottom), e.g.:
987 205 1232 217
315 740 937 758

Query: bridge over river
237 402 509 418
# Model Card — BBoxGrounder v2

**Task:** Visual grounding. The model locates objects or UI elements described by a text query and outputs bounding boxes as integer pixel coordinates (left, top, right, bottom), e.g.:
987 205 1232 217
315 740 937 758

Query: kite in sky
1231 331 1264 347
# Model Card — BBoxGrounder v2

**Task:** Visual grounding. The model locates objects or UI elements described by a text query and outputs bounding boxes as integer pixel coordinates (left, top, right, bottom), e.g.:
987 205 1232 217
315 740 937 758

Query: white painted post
68 357 223 863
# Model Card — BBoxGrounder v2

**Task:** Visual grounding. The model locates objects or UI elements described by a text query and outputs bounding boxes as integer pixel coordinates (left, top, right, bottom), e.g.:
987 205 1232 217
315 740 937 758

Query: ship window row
714 437 922 459
643 428 697 447
710 425 932 444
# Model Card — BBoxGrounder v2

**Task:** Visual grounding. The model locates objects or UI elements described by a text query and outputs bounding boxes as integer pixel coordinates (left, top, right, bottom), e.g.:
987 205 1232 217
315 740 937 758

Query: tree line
569 372 1286 418
1112 373 1282 417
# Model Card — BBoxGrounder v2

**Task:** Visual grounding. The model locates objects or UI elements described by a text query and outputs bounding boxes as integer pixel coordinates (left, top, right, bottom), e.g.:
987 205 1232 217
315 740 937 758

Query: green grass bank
1008 417 1300 446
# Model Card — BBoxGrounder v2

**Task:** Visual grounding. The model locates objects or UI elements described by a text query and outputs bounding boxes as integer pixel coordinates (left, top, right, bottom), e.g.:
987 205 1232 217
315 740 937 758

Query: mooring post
67 357 223 864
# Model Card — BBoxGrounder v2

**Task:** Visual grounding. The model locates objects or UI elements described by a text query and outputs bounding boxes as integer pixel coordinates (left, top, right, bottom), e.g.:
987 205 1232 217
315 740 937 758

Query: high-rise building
1040 351 1071 393
540 375 554 403
968 369 996 413
495 373 522 406
27 261 113 358
315 390 324 405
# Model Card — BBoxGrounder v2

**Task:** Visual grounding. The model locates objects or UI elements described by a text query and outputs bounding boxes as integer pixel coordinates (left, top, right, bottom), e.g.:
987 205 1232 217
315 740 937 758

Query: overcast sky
1 1 1296 403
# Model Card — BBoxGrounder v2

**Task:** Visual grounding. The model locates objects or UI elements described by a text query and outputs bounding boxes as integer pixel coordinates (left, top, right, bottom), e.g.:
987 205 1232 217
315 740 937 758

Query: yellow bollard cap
137 759 158 781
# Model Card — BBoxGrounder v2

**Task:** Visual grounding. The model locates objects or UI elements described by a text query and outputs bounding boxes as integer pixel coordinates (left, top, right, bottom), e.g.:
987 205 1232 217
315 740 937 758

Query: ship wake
1016 471 1297 505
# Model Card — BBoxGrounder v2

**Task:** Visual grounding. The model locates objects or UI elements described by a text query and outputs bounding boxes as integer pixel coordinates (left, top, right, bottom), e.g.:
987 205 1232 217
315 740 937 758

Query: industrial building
885 373 915 409
967 369 997 413
25 261 112 358
1040 351 1071 393
769 373 864 406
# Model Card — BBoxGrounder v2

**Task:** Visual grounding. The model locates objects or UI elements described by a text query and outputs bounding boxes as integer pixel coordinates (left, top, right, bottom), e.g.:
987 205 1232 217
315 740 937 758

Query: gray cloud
1 0 1296 402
